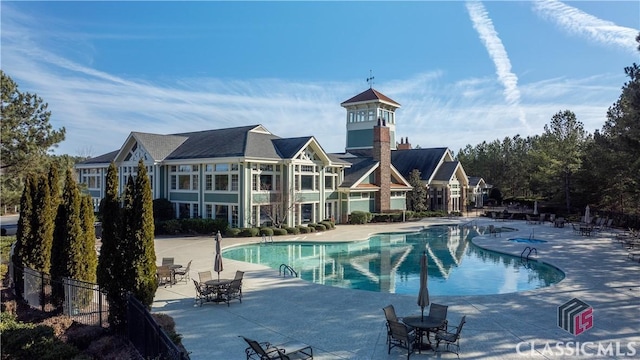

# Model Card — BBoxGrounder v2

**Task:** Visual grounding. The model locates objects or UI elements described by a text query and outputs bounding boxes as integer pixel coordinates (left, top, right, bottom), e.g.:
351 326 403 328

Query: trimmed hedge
240 228 260 237
297 226 310 234
260 228 274 236
285 227 299 235
350 211 370 224
273 228 288 236
321 220 335 229
225 228 241 237
313 224 326 232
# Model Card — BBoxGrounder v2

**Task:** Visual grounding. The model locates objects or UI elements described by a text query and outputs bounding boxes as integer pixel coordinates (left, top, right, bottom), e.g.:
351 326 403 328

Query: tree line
456 57 639 220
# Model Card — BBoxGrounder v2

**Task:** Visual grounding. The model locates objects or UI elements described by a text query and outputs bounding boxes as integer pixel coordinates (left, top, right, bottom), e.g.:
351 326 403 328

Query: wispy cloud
532 0 639 54
465 1 527 128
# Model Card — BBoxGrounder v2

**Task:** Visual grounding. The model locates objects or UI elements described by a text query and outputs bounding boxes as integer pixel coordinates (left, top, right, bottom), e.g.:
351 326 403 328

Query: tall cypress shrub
31 175 54 273
13 173 36 297
97 162 126 331
50 169 83 308
131 160 157 307
80 195 97 283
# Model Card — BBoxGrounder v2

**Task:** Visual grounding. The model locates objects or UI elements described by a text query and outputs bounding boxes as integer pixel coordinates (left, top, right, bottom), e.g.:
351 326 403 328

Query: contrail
466 1 527 126
533 0 638 54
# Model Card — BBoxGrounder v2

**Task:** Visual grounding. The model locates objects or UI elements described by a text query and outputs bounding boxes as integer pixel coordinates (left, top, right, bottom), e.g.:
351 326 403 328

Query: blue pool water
223 225 565 296
509 238 548 244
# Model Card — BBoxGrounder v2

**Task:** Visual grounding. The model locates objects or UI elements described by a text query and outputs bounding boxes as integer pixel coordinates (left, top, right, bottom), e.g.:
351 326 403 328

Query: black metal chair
222 279 242 306
174 260 192 283
434 315 467 359
387 319 417 359
193 279 212 306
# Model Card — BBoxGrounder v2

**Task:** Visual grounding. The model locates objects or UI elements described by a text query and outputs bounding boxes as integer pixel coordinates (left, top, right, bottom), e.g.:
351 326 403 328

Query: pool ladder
279 263 298 277
521 246 537 260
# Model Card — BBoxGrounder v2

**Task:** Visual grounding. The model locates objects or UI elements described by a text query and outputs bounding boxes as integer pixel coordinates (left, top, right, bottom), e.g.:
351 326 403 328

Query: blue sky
2 1 638 158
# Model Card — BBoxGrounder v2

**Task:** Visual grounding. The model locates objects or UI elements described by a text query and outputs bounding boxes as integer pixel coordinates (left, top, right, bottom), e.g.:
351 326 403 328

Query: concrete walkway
151 217 639 359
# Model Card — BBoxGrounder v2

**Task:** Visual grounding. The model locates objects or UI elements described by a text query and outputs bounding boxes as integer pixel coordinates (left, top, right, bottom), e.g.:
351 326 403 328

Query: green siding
391 198 406 210
159 167 167 198
300 192 320 202
169 193 199 202
349 199 370 212
347 129 373 148
205 193 239 203
325 191 339 200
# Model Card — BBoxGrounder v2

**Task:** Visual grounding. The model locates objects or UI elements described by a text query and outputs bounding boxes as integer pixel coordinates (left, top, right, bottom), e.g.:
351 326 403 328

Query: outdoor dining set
156 257 192 287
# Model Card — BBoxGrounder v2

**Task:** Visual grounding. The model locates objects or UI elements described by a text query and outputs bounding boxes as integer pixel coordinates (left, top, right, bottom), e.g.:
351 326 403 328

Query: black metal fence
11 262 188 360
18 266 109 327
127 295 189 360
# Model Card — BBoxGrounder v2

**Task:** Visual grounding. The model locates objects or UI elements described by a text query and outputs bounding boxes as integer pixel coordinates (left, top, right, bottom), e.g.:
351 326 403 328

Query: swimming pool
223 225 565 296
509 238 548 244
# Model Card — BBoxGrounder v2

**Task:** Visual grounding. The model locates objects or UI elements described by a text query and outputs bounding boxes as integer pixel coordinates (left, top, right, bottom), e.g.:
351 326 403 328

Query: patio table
402 315 446 353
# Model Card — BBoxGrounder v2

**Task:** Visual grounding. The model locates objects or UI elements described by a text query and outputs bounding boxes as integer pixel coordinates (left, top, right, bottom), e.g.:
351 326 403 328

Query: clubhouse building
76 88 483 227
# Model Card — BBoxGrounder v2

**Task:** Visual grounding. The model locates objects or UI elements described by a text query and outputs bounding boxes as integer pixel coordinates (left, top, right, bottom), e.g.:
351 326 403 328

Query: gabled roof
272 137 314 159
391 148 449 181
76 150 119 166
167 125 280 160
132 132 188 161
468 176 485 187
340 88 401 107
341 157 378 188
432 161 460 181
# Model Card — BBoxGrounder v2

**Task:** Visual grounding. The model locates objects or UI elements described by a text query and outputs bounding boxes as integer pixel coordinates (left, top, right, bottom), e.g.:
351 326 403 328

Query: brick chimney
397 137 412 150
374 118 391 212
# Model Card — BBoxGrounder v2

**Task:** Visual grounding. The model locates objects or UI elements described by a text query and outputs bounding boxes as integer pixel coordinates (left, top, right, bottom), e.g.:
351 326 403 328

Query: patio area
151 216 639 359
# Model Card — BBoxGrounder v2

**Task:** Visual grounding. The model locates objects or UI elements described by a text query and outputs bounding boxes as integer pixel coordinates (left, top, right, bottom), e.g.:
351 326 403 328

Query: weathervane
366 70 375 89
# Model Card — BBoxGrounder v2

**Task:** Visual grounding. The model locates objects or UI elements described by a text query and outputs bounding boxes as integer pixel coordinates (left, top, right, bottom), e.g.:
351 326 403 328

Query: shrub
313 224 326 232
297 226 310 234
152 198 175 221
260 228 274 236
321 220 334 229
285 227 299 235
240 228 260 237
225 228 242 237
306 225 315 233
273 228 288 236
350 211 370 224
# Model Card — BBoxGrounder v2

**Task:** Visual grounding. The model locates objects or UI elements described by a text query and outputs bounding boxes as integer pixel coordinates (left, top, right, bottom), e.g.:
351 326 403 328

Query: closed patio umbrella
214 231 223 281
533 201 538 216
584 205 591 224
417 251 430 321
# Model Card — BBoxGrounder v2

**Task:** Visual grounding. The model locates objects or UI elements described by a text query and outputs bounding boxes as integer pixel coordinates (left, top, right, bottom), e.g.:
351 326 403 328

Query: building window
205 175 213 191
361 192 370 199
170 165 199 191
215 205 228 221
215 175 228 191
231 206 239 228
260 174 272 190
205 204 213 219
301 175 313 190
215 163 229 172
231 174 239 191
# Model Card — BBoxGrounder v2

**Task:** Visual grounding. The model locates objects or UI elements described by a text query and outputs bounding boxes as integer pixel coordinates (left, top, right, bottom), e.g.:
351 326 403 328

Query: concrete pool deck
151 217 639 359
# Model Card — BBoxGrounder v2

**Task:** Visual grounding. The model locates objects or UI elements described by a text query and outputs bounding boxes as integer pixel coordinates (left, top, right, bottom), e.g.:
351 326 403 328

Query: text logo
558 298 593 335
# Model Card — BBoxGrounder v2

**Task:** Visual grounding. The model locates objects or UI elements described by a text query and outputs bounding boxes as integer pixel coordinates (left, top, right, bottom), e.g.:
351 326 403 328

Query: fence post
40 271 45 312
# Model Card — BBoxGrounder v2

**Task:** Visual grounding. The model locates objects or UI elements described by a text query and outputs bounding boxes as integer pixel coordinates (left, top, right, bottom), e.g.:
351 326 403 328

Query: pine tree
407 169 427 212
96 162 126 331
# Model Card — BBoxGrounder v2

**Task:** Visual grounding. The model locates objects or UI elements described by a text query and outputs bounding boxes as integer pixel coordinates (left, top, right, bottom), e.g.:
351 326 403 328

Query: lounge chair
174 260 192 283
240 336 313 360
387 319 417 359
434 315 467 359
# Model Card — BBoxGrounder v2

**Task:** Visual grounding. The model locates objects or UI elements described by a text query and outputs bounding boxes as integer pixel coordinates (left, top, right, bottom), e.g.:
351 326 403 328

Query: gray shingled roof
340 157 378 188
432 161 459 182
272 137 313 159
77 150 119 165
468 176 483 186
340 88 401 107
390 148 448 181
133 132 188 161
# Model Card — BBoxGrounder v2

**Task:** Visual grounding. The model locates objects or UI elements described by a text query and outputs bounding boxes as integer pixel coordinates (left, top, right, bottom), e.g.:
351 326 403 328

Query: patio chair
198 271 212 283
221 279 243 306
383 304 411 344
193 279 213 306
174 260 192 283
387 319 417 359
240 336 313 360
156 265 173 287
428 303 448 331
162 257 174 266
234 270 245 281
434 315 466 359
